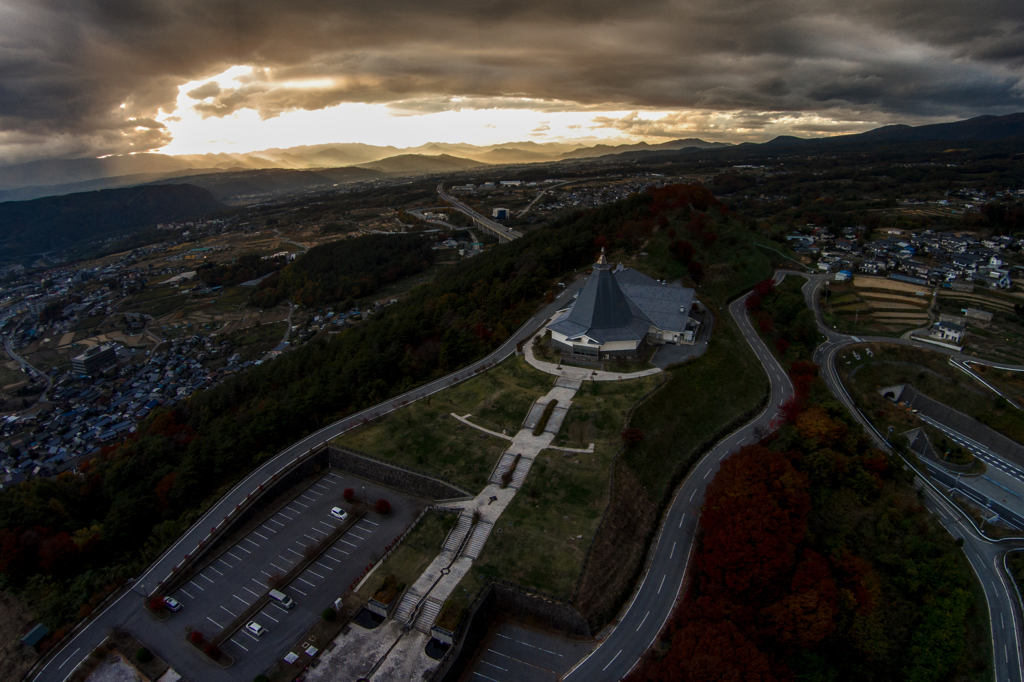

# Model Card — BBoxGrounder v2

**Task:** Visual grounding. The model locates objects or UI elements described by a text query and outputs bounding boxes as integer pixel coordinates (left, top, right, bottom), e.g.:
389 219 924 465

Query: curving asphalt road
32 279 586 682
566 270 1024 682
565 281 794 681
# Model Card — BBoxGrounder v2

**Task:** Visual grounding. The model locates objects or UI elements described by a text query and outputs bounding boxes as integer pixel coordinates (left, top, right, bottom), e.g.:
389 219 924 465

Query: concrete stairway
393 590 421 623
555 376 583 390
441 512 473 555
489 452 518 486
413 597 445 634
461 521 493 560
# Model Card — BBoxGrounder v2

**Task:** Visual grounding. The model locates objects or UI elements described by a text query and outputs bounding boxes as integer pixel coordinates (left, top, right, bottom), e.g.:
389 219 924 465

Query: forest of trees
195 253 285 288
249 234 434 308
0 185 699 639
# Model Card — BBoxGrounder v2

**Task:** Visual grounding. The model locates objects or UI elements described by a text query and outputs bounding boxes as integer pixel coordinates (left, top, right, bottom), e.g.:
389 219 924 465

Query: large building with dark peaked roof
546 251 700 359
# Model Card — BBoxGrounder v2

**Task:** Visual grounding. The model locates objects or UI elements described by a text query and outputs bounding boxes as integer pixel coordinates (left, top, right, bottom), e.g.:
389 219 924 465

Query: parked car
246 621 266 636
330 506 348 521
164 597 183 612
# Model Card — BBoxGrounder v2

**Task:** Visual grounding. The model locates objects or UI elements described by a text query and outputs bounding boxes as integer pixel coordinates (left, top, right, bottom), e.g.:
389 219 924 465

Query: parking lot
469 623 592 682
131 470 426 682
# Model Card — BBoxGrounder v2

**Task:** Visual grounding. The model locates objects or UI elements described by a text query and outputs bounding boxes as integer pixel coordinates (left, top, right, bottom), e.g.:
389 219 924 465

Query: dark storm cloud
2 0 1024 163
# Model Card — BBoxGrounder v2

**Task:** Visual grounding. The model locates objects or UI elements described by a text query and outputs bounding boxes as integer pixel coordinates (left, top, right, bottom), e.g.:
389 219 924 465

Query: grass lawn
212 286 250 311
471 374 664 599
334 355 553 492
356 511 457 602
223 322 287 361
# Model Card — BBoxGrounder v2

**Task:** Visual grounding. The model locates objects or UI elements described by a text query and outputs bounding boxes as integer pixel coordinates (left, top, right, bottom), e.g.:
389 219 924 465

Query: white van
269 589 295 609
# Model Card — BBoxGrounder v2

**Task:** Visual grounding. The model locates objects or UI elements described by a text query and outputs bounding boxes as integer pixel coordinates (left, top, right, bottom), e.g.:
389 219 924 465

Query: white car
330 507 348 521
164 597 182 612
246 621 266 636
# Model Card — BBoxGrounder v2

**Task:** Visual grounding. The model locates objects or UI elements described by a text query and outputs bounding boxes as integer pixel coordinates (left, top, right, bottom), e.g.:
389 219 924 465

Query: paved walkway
522 333 662 381
306 379 582 682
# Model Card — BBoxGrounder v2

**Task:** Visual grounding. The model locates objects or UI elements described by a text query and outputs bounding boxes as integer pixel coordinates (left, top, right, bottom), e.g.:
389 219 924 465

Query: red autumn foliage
757 313 774 334
746 293 762 311
754 277 777 297
775 338 790 356
699 446 810 597
374 498 391 515
689 262 704 284
343 488 355 502
647 184 721 215
621 428 645 445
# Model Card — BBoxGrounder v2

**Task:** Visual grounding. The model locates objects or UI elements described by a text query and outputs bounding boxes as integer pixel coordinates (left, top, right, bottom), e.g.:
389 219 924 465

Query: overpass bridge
437 183 523 242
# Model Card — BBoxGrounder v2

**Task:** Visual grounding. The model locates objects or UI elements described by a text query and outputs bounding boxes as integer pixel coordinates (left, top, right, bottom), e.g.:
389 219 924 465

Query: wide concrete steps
545 406 569 434
414 597 445 634
522 401 546 430
462 521 493 560
555 376 583 390
441 513 473 554
510 458 533 488
489 451 519 486
393 589 422 623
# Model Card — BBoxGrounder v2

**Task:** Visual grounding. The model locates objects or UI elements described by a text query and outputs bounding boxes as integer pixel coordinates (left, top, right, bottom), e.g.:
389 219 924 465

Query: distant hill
357 153 486 174
147 167 384 204
0 184 222 260
764 112 1024 149
559 138 732 160
478 147 557 164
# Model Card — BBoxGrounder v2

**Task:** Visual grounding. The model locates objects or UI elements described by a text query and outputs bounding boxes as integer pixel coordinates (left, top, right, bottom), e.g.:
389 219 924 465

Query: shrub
189 630 205 644
135 647 152 664
204 642 221 658
621 428 644 446
375 498 391 515
533 399 558 436
147 596 165 611
343 488 355 502
322 607 336 622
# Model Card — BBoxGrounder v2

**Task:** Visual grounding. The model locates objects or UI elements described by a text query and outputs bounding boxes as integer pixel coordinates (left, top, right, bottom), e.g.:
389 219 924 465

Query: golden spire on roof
597 247 608 266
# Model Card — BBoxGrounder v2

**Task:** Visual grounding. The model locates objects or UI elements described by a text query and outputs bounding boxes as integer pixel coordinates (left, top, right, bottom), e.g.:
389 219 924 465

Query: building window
573 344 598 357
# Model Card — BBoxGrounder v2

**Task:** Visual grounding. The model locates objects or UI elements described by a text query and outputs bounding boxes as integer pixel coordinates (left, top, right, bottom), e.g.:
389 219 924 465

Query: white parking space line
226 551 243 562
189 580 205 592
278 511 296 521
340 539 357 548
230 639 249 652
290 501 309 509
243 586 260 598
261 611 279 623
235 545 251 554
315 562 333 571
261 570 272 576
268 518 285 528
306 533 322 541
301 492 320 500
313 482 331 491
218 559 234 570
253 531 269 540
260 524 278 534
243 630 260 642
270 562 287 572
243 538 260 548
199 573 215 584
206 616 222 628
286 548 303 558
298 577 316 587
316 521 335 531
333 548 350 556
322 554 340 563
209 566 223 577
179 588 194 599
233 595 249 605
349 530 369 539
291 585 308 596
253 577 268 587
220 605 237 617
308 569 325 579
360 518 379 526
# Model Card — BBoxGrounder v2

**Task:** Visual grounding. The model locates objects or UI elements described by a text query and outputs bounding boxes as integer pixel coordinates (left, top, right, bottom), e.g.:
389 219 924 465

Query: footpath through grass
334 355 552 492
470 374 663 600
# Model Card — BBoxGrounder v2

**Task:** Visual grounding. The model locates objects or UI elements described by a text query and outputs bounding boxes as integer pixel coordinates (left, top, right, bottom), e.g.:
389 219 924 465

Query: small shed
20 624 48 648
